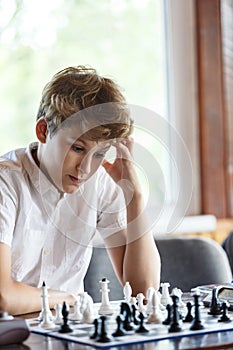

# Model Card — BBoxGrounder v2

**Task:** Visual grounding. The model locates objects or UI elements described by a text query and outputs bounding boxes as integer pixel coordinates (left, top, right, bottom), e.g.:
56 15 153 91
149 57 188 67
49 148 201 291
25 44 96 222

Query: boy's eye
71 145 84 152
94 152 105 158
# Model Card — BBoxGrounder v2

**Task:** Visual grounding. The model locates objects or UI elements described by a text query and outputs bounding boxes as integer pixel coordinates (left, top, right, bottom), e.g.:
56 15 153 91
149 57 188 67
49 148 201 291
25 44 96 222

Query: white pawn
54 304 63 325
40 282 55 329
123 281 132 304
69 297 83 322
136 293 146 313
160 282 172 306
147 290 164 324
83 299 94 324
98 278 113 315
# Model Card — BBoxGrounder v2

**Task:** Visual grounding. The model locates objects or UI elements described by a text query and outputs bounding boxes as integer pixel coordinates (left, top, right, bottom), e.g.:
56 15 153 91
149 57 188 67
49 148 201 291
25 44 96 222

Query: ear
36 117 48 143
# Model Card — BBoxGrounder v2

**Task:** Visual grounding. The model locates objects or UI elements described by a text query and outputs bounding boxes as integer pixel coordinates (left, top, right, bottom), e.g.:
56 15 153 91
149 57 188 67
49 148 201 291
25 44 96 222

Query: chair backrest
222 231 233 274
84 236 232 302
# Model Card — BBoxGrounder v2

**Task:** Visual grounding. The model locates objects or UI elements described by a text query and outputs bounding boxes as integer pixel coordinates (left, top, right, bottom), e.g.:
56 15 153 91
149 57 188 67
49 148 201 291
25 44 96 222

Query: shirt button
43 249 51 255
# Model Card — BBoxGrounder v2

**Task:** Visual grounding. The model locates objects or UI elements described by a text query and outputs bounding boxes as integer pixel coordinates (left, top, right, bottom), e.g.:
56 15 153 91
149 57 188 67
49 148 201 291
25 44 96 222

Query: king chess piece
98 278 113 315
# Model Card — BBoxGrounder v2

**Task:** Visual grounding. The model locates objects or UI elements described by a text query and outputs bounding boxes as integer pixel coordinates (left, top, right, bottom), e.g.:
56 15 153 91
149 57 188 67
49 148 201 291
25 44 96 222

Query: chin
63 185 80 194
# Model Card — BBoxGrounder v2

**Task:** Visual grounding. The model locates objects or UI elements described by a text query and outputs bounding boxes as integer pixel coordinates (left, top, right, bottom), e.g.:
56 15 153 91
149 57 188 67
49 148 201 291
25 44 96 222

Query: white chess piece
160 282 172 306
53 304 63 325
123 281 132 304
40 282 55 329
69 296 83 322
146 287 156 314
136 293 146 313
147 290 164 324
83 298 94 323
98 278 113 315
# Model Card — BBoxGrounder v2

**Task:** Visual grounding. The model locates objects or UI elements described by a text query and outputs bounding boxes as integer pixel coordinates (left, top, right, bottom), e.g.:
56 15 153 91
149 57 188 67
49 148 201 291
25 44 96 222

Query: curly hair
36 66 133 140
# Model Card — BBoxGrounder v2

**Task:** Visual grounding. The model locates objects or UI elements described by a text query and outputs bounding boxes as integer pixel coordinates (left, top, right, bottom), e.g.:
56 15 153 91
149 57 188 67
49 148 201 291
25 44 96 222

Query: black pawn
90 318 99 339
135 312 149 333
96 316 113 343
208 287 222 316
112 315 126 337
218 302 231 323
58 301 73 333
168 295 182 333
183 302 194 323
190 293 205 331
163 304 172 325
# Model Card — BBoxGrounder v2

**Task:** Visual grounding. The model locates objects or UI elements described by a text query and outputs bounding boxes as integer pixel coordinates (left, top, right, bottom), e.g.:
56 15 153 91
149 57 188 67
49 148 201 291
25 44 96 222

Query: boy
0 66 160 315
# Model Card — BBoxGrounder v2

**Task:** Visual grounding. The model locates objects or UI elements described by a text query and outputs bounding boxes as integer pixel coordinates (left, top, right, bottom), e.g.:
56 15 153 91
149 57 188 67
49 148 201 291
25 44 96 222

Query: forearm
123 192 161 295
0 279 76 316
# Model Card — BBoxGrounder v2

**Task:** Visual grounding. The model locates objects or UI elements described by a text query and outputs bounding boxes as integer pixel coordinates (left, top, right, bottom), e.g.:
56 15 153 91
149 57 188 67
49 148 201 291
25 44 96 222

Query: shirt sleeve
96 168 127 240
0 171 18 247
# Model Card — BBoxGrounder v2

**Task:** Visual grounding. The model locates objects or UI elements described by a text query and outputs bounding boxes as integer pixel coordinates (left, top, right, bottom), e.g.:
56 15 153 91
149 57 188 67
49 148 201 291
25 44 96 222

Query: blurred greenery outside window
0 0 172 214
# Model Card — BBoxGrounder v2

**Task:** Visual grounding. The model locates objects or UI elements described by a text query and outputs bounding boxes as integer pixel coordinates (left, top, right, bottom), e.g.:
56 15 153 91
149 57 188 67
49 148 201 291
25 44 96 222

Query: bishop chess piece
218 302 231 322
208 287 222 316
58 302 73 333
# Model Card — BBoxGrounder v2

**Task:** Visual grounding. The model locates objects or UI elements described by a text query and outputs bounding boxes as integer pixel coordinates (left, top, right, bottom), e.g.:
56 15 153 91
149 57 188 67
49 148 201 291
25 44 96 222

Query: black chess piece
183 302 194 323
112 315 126 337
218 302 231 323
131 304 139 325
120 302 134 331
163 304 172 325
208 287 222 316
135 312 149 333
90 318 99 339
96 316 113 343
168 295 182 333
190 293 205 331
58 301 73 333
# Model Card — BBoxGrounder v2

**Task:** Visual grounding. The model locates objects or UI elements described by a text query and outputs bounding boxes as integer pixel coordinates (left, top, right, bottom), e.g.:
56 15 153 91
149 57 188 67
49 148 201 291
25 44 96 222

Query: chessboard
27 297 233 349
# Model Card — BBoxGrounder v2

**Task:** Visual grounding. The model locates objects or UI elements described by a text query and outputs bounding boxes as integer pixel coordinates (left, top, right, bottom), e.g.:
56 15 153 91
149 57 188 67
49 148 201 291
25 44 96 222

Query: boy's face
38 126 112 194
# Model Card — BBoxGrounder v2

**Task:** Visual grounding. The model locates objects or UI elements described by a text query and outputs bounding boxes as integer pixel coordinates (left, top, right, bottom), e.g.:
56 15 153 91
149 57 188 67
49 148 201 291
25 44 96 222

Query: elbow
0 289 10 313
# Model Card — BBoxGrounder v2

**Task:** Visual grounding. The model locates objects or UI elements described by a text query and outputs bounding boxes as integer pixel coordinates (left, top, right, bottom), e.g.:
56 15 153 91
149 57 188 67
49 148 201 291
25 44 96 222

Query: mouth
69 175 85 185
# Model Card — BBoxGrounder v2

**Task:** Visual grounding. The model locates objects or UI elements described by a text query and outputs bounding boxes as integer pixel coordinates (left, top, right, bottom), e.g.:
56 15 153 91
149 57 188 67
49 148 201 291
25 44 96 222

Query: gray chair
222 231 233 274
84 236 232 301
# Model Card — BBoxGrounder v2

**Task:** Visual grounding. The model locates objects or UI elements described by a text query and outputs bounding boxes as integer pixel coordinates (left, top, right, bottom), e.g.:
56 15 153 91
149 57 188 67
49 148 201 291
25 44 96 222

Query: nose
78 153 92 176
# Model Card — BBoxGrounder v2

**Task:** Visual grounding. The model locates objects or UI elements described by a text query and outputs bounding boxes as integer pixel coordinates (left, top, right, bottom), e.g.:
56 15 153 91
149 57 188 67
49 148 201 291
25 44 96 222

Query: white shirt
0 143 126 294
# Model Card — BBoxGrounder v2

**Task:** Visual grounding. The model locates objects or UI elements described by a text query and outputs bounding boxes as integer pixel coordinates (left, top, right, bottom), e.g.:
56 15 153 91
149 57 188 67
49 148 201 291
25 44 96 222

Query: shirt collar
22 142 63 199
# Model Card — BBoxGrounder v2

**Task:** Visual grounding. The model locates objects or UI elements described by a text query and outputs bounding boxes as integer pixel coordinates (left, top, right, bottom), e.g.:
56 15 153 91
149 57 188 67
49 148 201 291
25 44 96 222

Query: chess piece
160 282 172 306
40 282 55 329
183 302 194 323
98 278 113 315
147 290 164 324
90 318 99 339
96 316 113 343
163 304 172 325
112 315 126 337
123 281 132 304
135 312 149 333
218 302 231 322
58 302 73 333
168 295 182 333
136 293 146 313
120 302 134 331
83 298 94 324
54 304 63 325
146 287 156 314
190 292 205 331
69 297 83 322
208 287 222 316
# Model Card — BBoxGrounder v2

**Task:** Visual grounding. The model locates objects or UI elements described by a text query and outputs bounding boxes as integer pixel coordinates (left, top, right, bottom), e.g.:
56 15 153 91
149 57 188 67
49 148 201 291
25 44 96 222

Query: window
0 0 208 233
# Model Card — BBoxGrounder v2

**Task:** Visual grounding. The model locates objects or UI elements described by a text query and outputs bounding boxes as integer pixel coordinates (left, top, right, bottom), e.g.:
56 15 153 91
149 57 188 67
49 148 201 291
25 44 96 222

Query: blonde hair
36 66 133 139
